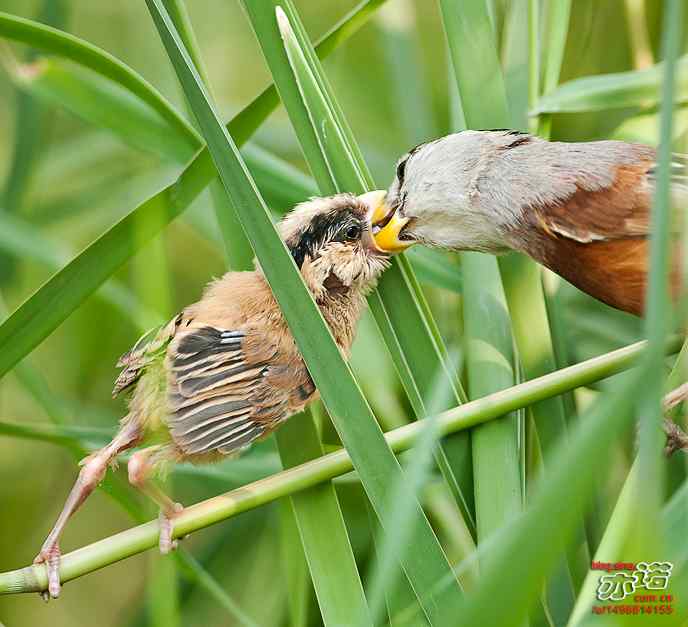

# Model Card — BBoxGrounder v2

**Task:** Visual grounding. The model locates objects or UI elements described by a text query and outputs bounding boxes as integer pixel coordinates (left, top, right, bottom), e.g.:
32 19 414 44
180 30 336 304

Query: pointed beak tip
357 190 389 223
357 190 414 254
373 213 413 254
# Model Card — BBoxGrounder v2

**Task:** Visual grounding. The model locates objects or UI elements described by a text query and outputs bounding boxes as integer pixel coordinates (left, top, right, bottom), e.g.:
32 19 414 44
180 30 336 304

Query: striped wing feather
167 326 284 456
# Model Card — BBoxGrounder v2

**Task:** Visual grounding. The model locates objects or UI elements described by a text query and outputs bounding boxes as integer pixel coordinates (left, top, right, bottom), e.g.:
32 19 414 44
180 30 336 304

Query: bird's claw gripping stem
158 503 183 554
663 418 688 456
663 384 688 457
33 543 62 600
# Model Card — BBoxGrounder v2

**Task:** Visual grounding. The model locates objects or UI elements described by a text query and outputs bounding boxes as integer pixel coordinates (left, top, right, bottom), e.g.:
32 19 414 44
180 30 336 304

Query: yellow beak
357 190 414 254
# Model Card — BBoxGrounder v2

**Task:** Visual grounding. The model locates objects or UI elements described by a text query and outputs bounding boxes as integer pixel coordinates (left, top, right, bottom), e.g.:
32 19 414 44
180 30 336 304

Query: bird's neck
318 289 366 354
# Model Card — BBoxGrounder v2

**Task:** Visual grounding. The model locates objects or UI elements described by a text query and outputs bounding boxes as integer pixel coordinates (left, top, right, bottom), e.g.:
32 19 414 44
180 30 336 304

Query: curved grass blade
532 55 688 114
257 0 478 591
243 0 475 535
440 0 581 619
3 56 196 163
161 3 372 622
0 10 198 147
527 0 591 600
632 0 684 578
438 0 524 575
0 0 387 380
436 368 644 627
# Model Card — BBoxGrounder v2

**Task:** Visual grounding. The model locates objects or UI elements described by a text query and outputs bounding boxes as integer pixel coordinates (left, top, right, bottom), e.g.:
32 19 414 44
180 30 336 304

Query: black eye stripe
396 141 427 187
396 158 408 185
288 208 362 267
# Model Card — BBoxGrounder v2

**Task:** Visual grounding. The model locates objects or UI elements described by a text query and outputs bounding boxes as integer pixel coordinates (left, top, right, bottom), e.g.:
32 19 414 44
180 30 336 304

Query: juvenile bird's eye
345 224 362 240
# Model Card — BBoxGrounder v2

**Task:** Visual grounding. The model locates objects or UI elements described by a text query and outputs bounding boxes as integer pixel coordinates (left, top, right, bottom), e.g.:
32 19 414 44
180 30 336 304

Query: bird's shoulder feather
112 314 181 398
511 148 687 315
165 320 314 458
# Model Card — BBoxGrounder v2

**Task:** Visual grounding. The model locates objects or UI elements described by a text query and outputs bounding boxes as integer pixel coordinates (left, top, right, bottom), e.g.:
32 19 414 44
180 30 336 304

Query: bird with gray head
372 129 688 316
367 129 688 451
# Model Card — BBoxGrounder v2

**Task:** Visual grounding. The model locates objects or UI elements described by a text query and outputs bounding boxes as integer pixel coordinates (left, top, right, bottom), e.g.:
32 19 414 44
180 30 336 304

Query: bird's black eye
344 224 362 241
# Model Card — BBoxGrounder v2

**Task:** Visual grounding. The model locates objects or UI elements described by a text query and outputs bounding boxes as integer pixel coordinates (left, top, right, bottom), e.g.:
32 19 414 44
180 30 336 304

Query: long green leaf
438 0 524 578
441 0 580 620
242 0 475 534
634 0 683 568
161 3 375 621
262 0 477 606
531 0 593 602
0 10 198 147
165 5 368 621
4 56 195 163
0 0 387 380
146 2 463 625
276 412 371 626
532 55 688 114
450 368 644 626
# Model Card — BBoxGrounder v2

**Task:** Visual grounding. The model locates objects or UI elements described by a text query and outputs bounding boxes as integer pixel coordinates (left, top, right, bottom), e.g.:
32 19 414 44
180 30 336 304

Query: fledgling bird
34 191 391 599
373 129 688 316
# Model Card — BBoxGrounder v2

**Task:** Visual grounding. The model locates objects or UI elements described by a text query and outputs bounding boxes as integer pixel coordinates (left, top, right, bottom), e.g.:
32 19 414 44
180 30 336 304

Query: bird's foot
33 542 62 600
158 503 183 554
663 418 688 457
662 384 688 457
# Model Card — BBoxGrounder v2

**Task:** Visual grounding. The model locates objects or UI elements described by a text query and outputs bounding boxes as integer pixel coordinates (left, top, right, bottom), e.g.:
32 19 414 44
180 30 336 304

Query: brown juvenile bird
373 129 688 316
34 191 390 599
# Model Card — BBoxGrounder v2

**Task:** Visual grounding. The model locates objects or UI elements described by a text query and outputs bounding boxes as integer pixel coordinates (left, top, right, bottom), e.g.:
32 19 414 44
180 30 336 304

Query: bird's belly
539 237 680 316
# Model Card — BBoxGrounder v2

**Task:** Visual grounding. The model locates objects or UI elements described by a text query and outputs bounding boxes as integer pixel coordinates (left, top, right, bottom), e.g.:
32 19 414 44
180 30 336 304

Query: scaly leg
127 445 183 554
663 384 688 456
35 420 141 599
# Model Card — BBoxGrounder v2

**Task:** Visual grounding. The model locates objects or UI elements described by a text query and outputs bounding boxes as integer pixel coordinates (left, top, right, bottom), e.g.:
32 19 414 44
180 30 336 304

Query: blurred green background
0 1 686 625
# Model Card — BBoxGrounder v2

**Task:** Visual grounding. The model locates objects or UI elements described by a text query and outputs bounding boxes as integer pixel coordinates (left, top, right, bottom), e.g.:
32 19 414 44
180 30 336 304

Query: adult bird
369 130 688 444
34 191 391 599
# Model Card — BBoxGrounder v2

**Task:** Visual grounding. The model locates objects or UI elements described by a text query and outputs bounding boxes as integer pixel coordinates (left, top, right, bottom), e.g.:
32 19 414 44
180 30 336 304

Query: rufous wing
528 156 686 316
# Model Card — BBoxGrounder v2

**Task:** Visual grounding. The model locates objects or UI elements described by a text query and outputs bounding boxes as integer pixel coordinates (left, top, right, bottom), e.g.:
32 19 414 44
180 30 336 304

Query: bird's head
278 192 392 300
373 131 523 254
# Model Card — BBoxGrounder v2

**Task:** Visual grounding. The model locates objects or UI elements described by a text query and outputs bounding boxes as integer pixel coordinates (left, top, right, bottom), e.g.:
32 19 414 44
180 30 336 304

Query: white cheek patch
305 243 390 296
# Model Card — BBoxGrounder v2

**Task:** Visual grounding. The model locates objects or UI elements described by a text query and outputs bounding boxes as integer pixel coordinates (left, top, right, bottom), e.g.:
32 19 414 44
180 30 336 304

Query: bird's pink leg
35 421 141 599
127 446 183 554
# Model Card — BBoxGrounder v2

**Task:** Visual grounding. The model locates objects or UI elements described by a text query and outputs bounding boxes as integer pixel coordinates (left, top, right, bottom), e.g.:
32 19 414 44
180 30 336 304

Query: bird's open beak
358 190 414 254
